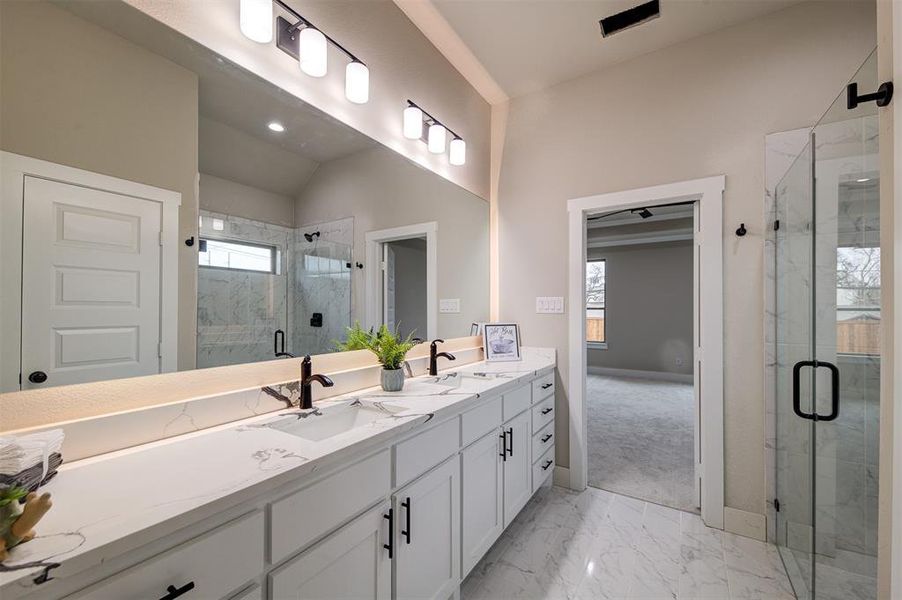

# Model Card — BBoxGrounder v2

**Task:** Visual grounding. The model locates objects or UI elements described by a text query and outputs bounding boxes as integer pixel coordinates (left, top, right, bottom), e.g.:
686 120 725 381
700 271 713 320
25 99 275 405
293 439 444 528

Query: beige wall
587 241 693 376
124 0 491 201
199 173 295 228
498 1 877 516
0 0 200 370
296 146 490 338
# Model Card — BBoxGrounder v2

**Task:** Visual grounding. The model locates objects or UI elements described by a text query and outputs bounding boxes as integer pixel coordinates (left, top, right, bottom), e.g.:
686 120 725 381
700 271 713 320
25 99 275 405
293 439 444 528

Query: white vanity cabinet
502 408 532 527
268 502 392 600
460 428 505 577
393 457 460 600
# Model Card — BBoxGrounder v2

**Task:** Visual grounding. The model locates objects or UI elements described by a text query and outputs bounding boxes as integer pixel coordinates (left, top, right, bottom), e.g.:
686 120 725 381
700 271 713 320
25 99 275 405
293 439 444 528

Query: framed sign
483 323 521 362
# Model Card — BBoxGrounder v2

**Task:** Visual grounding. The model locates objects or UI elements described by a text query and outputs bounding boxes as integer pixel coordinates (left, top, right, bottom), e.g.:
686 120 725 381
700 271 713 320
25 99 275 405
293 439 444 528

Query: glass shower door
774 50 880 600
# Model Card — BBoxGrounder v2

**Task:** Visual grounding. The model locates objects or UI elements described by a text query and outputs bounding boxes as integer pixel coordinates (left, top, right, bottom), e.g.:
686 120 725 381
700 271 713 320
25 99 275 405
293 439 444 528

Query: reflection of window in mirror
199 239 278 274
586 259 606 346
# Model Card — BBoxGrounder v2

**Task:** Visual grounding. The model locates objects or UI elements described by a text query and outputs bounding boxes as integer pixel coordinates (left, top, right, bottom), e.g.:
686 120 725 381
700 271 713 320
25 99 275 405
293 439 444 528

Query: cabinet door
503 409 532 527
269 502 391 600
461 429 504 577
395 458 460 600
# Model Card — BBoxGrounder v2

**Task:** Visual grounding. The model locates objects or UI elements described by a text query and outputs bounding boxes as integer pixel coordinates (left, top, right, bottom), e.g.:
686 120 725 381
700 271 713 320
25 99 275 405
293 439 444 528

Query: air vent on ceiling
599 0 660 37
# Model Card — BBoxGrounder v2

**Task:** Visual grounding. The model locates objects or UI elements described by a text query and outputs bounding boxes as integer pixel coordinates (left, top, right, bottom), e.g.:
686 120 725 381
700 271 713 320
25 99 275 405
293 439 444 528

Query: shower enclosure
771 50 881 600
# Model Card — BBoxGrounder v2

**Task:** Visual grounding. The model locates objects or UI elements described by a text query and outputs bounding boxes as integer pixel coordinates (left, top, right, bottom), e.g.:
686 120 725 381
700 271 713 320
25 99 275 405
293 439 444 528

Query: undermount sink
268 401 405 442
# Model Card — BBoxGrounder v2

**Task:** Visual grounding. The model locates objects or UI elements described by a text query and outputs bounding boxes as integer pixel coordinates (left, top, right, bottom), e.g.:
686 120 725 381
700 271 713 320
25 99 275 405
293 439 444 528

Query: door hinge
774 498 781 512
381 261 386 271
158 342 163 358
159 231 164 246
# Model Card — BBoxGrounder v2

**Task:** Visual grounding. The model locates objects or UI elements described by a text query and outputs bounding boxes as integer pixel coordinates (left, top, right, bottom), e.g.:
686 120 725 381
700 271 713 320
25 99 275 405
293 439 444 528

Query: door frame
567 175 725 529
364 221 437 339
0 152 181 392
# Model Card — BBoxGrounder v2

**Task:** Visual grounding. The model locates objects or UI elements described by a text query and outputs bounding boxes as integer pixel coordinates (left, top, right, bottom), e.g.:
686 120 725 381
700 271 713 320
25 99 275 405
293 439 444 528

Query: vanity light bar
404 100 466 166
240 0 369 104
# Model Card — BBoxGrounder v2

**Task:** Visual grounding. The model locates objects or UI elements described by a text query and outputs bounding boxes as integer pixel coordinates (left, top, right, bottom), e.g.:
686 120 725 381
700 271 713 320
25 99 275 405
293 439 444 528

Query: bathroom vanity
0 349 556 600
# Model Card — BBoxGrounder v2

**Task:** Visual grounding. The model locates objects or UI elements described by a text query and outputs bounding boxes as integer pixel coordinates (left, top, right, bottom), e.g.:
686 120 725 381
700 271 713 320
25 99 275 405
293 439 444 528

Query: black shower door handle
792 360 840 422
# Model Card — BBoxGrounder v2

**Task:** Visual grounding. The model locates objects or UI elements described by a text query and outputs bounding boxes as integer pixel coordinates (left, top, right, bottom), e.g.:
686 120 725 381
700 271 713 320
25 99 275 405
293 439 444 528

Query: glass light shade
403 106 423 139
449 137 466 166
345 61 369 104
428 123 446 154
299 28 328 77
239 0 273 43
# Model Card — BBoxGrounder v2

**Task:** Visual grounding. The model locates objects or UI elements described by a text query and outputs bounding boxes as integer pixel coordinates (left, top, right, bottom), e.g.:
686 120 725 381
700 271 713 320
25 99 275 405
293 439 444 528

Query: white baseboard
587 366 693 384
723 506 767 541
553 465 570 488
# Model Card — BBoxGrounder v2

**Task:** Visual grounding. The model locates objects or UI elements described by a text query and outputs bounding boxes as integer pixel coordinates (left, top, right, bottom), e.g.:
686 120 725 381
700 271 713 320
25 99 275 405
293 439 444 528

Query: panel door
503 409 532 527
383 243 396 331
395 457 460 600
461 429 504 578
268 502 391 600
21 176 162 389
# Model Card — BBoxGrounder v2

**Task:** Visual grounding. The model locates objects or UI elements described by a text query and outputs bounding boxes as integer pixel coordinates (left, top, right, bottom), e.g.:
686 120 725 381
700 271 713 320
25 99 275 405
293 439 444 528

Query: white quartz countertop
0 348 555 596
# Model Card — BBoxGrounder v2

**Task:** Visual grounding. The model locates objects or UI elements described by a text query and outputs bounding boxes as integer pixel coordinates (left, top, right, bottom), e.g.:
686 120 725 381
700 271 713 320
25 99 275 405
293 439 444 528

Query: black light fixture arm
847 81 893 110
406 99 462 140
273 0 365 65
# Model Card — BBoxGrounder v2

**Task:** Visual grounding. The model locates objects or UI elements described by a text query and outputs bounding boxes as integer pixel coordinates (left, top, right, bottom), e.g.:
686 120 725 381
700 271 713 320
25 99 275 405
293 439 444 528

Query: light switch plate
536 296 564 314
439 298 460 313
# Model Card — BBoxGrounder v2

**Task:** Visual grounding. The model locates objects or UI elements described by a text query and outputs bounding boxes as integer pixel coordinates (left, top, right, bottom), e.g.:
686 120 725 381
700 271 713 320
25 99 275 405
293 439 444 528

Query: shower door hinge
774 498 781 512
773 220 780 231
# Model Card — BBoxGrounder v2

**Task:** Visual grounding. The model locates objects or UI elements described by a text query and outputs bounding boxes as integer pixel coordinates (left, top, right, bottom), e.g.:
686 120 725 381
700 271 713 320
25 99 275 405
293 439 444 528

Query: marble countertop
0 348 555 597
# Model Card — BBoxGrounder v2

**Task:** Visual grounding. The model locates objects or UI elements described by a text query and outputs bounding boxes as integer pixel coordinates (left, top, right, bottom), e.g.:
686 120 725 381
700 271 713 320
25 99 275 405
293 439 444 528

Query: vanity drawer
70 511 263 600
532 395 555 432
532 373 555 401
461 395 503 447
533 448 555 493
502 383 532 421
270 449 391 564
395 418 459 488
532 421 555 462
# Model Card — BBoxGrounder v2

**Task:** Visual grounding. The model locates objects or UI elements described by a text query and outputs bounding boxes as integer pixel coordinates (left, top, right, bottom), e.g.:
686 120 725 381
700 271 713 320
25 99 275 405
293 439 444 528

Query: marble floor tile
463 486 797 600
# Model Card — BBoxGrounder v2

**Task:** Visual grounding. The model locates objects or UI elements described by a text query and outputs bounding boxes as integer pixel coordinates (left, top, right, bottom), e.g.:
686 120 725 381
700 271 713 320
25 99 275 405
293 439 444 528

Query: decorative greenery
0 486 27 509
336 322 418 370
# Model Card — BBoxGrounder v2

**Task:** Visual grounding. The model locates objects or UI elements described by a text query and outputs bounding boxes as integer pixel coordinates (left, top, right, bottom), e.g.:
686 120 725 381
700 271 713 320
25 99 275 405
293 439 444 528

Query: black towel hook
736 223 747 237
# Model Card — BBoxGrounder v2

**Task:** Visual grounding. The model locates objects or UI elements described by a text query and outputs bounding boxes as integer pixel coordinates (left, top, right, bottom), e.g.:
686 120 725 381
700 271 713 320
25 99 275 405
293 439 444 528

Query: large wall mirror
0 0 489 392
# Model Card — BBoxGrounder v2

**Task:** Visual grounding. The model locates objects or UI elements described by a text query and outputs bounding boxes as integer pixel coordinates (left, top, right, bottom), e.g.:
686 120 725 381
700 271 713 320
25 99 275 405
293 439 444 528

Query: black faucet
300 355 334 409
429 339 456 376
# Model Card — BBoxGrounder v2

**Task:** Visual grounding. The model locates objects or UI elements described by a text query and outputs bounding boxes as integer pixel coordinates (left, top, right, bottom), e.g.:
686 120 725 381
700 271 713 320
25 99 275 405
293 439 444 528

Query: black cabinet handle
792 360 840 421
383 509 394 559
159 582 195 600
541 407 553 415
401 497 411 544
541 383 552 390
506 427 514 457
541 433 552 443
542 459 553 471
499 431 507 462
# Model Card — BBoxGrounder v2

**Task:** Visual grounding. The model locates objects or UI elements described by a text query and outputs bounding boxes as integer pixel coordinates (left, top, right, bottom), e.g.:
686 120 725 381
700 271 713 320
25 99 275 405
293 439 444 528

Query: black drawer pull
541 407 553 415
159 582 195 600
401 497 411 544
542 459 553 471
541 383 552 390
383 509 394 559
506 427 514 457
541 433 552 443
499 431 507 461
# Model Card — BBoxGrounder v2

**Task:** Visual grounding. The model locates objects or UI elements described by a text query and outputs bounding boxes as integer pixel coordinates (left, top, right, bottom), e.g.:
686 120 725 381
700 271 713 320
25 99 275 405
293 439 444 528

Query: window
836 246 880 355
198 238 277 273
586 259 606 344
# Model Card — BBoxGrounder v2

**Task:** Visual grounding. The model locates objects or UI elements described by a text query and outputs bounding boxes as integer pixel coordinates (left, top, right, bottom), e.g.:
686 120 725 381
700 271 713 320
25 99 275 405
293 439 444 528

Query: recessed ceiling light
856 177 871 183
268 122 285 132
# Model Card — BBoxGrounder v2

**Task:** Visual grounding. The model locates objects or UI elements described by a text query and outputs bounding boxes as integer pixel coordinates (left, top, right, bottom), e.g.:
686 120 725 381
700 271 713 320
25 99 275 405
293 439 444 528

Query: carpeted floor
587 373 698 512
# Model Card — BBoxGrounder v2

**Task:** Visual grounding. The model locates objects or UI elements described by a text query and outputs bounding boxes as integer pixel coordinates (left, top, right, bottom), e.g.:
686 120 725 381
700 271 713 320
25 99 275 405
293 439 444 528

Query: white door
269 502 391 600
461 429 504 577
20 176 162 389
395 457 460 600
503 409 532 527
383 244 396 331
692 200 702 510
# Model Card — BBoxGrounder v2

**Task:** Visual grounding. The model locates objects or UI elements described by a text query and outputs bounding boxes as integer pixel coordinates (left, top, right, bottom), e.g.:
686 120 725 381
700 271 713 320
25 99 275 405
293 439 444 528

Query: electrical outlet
536 296 564 314
439 299 460 313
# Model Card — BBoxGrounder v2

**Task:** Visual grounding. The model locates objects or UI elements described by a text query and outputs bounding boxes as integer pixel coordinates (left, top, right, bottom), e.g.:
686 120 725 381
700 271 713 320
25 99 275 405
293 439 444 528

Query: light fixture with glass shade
403 105 424 139
299 27 328 77
427 123 447 154
240 0 273 43
345 61 369 104
449 137 466 166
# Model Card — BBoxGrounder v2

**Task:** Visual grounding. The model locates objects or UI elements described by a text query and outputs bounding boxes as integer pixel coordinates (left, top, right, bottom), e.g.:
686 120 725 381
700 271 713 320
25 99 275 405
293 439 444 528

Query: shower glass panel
774 50 880 600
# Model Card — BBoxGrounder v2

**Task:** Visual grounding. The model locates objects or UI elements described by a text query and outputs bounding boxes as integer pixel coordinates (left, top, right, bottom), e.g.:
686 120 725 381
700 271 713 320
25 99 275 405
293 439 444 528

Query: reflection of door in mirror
382 238 427 340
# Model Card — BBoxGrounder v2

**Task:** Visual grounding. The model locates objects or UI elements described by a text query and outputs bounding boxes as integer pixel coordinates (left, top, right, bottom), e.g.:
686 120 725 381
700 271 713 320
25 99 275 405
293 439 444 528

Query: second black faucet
429 339 456 376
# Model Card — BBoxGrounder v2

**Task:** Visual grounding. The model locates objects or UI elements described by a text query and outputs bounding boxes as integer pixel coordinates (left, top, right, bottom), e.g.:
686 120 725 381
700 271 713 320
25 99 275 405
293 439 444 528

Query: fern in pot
337 323 418 392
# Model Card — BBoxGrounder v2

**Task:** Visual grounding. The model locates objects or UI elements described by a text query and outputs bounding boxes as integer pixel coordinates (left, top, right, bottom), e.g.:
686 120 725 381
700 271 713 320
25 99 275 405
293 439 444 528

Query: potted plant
336 322 418 392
